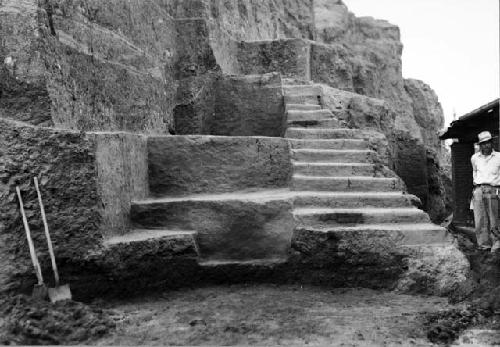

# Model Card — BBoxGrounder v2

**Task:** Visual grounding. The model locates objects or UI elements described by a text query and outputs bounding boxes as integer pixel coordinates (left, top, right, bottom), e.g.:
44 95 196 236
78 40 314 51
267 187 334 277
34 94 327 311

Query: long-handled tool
34 177 72 302
16 186 47 300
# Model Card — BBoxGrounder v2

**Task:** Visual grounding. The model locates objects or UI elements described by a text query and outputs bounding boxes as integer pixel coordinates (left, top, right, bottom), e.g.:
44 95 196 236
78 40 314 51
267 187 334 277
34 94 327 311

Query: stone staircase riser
283 85 322 96
285 95 320 105
292 177 401 191
288 139 369 150
293 164 375 177
286 104 322 111
286 129 366 139
294 212 430 227
287 119 340 128
293 227 449 249
102 233 200 265
291 150 375 163
293 195 415 208
287 110 334 121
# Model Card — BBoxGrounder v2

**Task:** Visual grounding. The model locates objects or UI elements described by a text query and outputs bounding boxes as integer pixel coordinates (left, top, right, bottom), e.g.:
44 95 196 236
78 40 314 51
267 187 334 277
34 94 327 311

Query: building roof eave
439 98 499 140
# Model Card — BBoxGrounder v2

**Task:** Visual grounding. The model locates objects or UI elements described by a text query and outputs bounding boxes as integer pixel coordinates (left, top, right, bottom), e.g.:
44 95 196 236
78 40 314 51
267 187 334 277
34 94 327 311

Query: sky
342 0 500 128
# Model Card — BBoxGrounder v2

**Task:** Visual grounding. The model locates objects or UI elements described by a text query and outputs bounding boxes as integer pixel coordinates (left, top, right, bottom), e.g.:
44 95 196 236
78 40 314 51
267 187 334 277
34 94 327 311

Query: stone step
292 175 402 191
284 95 320 105
287 119 340 128
103 229 199 257
291 149 376 163
293 191 417 209
283 84 322 96
286 104 322 111
198 258 288 267
294 223 449 247
293 162 376 177
286 128 365 139
282 78 312 85
131 191 292 229
293 208 431 227
130 191 294 260
288 139 369 150
287 109 334 122
104 229 198 245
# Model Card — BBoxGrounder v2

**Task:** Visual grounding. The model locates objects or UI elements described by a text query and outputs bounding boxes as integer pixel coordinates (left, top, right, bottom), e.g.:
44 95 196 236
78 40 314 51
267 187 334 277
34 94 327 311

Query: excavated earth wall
0 118 103 293
0 117 154 292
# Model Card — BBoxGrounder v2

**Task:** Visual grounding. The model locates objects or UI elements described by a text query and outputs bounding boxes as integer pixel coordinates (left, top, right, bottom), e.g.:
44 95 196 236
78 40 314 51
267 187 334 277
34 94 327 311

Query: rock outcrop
0 0 178 133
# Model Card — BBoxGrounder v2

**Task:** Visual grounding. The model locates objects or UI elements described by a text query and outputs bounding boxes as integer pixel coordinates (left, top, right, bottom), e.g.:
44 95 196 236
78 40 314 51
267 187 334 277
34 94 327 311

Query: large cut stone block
175 72 286 136
103 230 200 267
89 132 149 236
131 197 294 261
174 72 218 135
238 39 311 80
174 19 219 79
0 0 52 125
148 135 292 195
209 73 285 136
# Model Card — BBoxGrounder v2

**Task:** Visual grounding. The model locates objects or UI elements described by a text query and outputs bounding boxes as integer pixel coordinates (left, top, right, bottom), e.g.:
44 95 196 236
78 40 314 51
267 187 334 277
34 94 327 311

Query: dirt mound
424 307 496 345
0 295 117 345
422 228 500 345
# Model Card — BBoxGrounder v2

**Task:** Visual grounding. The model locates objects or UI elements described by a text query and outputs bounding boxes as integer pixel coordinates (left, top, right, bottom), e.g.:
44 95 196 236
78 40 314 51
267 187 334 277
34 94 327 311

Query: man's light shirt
471 150 500 186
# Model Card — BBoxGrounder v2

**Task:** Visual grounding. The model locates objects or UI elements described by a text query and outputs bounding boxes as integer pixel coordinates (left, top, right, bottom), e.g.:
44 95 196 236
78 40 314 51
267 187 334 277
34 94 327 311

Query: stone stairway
103 83 450 276
97 81 452 292
283 84 449 248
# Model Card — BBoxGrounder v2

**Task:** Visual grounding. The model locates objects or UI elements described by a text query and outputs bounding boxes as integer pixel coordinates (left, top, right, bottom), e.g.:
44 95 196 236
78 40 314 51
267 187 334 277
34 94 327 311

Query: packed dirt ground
2 284 498 346
2 230 500 346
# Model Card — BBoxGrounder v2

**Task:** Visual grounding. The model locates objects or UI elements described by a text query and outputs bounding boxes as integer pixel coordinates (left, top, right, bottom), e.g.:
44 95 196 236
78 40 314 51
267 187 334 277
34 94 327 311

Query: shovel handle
16 186 44 285
34 177 60 286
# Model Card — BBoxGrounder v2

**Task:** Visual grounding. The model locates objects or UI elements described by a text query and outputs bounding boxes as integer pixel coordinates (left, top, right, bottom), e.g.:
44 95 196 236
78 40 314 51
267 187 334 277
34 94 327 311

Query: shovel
34 177 72 302
16 186 47 300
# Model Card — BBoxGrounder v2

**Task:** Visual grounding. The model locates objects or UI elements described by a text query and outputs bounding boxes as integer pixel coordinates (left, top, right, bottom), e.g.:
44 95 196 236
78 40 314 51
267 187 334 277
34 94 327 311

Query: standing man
471 131 500 252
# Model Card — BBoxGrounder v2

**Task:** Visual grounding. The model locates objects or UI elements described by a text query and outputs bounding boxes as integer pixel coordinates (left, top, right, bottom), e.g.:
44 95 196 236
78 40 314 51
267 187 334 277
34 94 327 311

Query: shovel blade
48 284 72 303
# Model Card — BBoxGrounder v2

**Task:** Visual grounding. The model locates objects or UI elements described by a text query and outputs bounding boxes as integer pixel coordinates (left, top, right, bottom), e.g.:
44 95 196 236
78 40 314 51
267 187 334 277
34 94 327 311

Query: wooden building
439 99 499 226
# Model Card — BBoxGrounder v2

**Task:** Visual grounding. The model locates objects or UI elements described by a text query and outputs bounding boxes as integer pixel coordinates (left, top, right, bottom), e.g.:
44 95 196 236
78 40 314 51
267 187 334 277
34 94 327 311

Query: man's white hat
478 131 493 144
